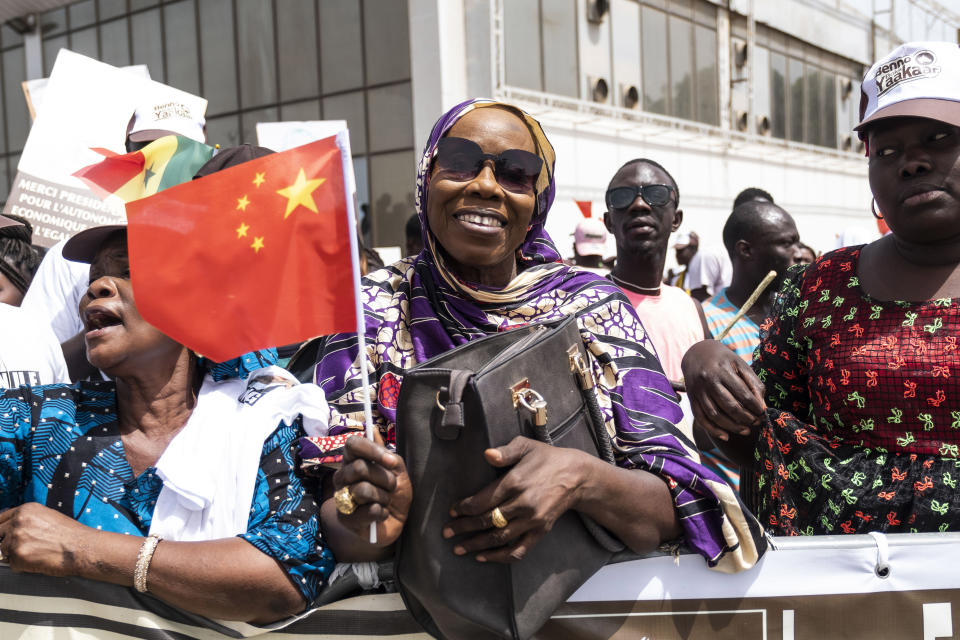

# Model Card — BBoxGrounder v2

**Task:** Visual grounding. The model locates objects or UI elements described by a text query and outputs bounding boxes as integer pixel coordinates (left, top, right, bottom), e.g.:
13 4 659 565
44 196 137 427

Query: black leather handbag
394 315 623 640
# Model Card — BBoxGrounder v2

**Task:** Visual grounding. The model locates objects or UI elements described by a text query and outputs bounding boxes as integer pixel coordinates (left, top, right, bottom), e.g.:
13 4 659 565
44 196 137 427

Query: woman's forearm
572 455 682 553
72 529 304 623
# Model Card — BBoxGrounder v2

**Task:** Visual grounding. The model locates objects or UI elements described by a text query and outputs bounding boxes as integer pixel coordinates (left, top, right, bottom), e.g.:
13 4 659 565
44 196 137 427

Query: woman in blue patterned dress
0 223 333 619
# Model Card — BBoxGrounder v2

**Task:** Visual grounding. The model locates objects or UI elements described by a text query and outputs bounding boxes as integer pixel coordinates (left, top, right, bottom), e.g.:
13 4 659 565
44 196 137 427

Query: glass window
611 0 641 101
504 0 542 91
4 48 29 151
70 27 99 60
236 0 277 108
199 0 237 113
753 45 771 129
205 114 242 149
131 8 165 81
542 0 578 97
43 35 68 76
0 65 5 152
130 0 160 10
241 106 279 146
164 1 201 97
319 0 364 94
805 66 821 146
369 150 416 246
0 158 10 205
788 57 804 142
69 1 97 29
364 0 411 85
770 52 786 139
353 156 370 231
668 0 692 18
277 0 319 102
641 7 668 115
323 91 367 155
668 15 693 121
1 23 24 49
40 8 67 37
821 71 837 148
99 18 131 68
693 0 716 26
99 0 129 21
367 83 413 153
694 24 718 125
280 100 321 122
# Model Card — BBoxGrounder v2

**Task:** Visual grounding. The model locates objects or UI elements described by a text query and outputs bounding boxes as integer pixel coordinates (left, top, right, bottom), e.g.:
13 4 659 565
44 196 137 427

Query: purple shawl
310 99 764 571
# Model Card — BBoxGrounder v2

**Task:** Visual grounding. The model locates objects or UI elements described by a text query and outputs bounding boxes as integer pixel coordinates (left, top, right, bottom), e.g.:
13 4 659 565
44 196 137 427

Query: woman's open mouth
453 211 507 233
84 308 123 338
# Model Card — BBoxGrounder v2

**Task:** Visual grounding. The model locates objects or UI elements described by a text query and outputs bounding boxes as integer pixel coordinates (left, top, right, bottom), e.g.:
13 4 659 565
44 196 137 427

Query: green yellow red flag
73 135 215 202
125 136 356 361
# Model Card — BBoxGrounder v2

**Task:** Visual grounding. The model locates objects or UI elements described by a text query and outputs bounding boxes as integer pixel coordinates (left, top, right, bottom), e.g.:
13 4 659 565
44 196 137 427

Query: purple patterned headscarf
308 99 766 572
414 99 559 270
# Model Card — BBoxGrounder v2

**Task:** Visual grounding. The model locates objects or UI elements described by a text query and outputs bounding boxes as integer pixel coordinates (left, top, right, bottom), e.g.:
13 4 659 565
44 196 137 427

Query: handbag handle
433 369 473 440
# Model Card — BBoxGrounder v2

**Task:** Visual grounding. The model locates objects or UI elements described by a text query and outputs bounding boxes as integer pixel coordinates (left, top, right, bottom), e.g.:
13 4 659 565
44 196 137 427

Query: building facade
0 0 958 253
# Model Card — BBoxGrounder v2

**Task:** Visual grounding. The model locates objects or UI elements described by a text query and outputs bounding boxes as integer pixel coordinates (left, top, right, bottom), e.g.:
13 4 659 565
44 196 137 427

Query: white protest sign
3 50 206 247
255 120 349 152
21 64 150 121
257 120 375 250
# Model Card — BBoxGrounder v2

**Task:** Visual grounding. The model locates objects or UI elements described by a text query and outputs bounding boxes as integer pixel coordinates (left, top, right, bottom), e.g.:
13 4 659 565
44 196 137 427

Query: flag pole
336 130 377 545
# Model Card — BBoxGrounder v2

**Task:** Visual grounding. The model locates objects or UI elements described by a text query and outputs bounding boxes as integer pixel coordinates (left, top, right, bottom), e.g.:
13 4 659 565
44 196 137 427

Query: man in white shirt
685 245 732 302
0 302 70 386
21 238 89 343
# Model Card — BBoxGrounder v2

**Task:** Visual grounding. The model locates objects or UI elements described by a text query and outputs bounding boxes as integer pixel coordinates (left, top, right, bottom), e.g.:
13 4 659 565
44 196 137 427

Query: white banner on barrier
2 534 959 639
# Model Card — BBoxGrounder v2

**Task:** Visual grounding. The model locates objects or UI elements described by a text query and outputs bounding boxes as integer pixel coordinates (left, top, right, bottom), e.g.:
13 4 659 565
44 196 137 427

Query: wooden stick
715 269 778 341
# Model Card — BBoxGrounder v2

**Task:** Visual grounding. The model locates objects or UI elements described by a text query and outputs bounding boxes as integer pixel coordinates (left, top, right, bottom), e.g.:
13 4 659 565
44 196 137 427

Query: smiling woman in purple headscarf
306 99 764 570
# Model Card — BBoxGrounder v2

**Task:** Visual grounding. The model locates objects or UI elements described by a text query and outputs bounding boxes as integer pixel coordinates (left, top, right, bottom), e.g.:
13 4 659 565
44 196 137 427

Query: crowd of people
0 38 958 627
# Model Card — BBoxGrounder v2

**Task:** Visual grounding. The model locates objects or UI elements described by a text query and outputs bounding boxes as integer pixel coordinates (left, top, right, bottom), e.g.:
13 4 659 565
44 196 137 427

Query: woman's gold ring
334 486 357 515
491 507 508 529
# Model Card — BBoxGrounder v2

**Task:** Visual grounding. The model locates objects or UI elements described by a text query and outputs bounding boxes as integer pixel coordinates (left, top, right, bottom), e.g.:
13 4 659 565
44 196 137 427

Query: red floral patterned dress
747 245 960 535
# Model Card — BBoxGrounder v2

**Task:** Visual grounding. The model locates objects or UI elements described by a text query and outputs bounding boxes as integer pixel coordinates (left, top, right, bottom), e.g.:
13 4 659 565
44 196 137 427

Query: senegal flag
74 135 215 203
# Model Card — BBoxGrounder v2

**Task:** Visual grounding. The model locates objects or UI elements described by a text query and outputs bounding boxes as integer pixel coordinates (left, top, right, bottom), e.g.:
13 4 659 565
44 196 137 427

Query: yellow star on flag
236 194 250 211
276 168 325 219
236 222 250 238
253 172 266 188
251 236 265 253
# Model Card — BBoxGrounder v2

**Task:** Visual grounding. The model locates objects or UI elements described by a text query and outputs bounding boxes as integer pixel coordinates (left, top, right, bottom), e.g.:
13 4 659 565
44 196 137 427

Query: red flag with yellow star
124 136 356 361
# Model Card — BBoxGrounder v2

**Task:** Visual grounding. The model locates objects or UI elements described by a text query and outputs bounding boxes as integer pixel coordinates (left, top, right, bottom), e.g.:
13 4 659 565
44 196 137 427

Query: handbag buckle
568 346 595 390
515 388 548 428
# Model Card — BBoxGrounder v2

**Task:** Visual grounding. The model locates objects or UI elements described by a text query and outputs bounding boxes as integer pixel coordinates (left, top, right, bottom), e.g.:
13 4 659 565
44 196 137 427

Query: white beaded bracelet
133 534 162 593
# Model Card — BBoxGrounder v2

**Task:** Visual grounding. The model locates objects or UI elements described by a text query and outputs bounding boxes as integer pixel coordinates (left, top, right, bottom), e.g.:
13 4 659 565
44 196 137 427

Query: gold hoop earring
871 198 883 220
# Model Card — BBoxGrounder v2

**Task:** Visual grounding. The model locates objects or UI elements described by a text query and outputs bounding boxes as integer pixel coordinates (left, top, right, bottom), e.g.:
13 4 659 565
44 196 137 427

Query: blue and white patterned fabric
0 350 333 605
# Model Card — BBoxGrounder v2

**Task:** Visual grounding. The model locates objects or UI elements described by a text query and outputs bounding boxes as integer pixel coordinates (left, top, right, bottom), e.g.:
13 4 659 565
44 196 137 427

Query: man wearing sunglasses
602 159 709 388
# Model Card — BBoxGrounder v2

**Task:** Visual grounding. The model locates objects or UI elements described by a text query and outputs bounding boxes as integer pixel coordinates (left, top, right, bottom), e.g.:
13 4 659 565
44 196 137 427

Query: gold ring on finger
491 506 508 529
334 486 357 515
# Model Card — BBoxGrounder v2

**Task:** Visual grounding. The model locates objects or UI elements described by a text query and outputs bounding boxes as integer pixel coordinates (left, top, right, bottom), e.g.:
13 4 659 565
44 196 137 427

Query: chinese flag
125 136 357 362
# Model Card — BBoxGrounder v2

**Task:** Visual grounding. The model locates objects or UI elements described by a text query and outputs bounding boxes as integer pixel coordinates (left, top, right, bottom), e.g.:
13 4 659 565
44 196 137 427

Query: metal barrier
2 533 958 639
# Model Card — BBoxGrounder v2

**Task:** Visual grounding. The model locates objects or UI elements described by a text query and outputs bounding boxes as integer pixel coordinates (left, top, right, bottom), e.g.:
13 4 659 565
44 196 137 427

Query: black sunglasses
605 184 676 210
433 137 543 194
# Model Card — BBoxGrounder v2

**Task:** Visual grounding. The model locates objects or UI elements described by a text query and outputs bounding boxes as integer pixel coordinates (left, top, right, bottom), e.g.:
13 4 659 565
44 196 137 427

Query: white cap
127 99 206 143
573 218 608 257
855 41 960 137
